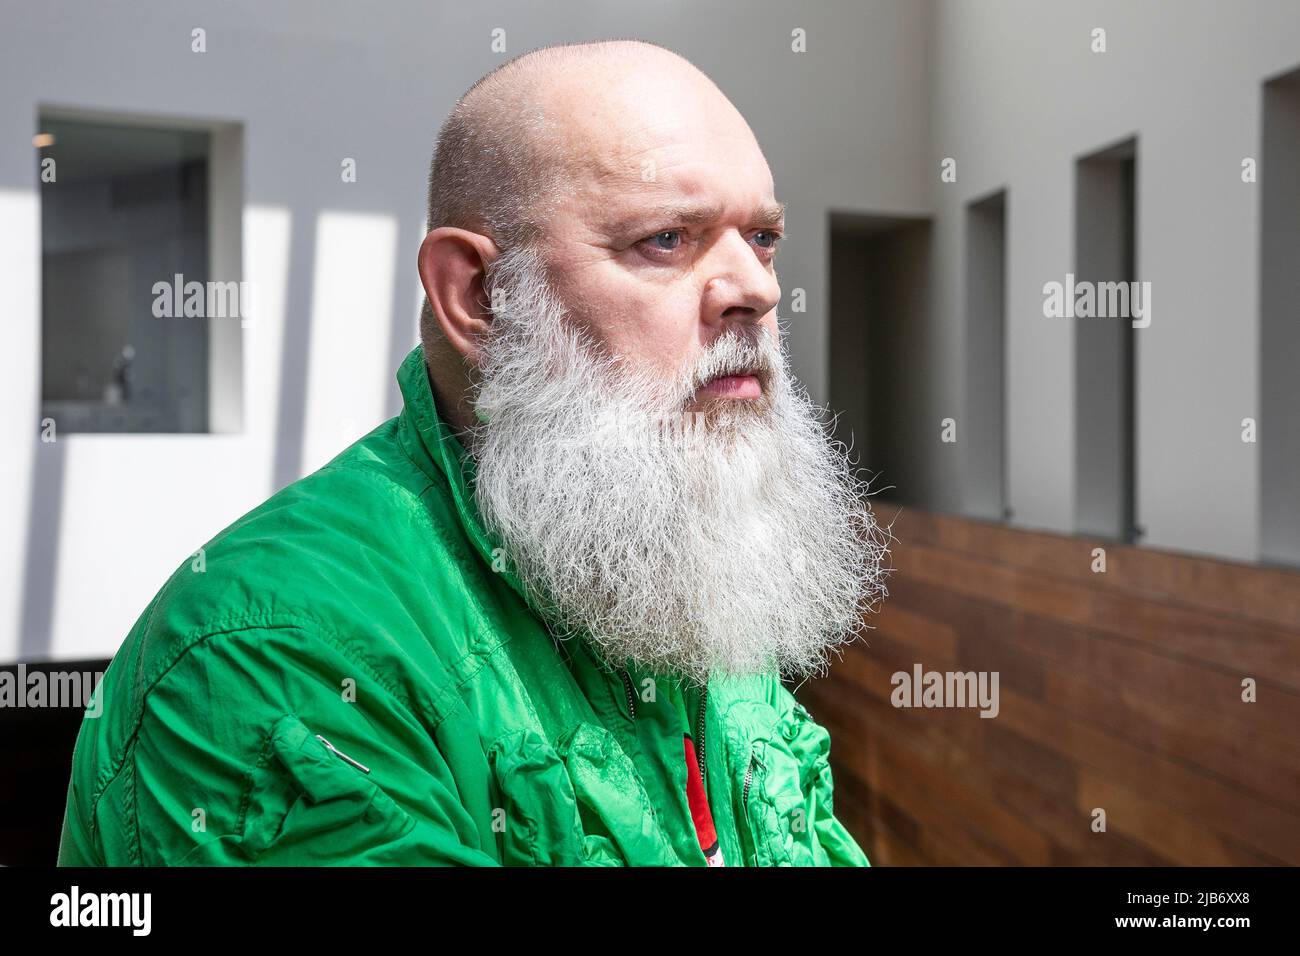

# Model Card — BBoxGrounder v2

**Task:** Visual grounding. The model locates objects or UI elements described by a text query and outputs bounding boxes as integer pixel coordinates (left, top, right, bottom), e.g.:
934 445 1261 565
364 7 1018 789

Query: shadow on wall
19 110 427 662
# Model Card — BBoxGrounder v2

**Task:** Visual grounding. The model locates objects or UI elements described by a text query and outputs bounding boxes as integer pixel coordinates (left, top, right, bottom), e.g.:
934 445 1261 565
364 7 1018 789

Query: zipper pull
315 734 371 774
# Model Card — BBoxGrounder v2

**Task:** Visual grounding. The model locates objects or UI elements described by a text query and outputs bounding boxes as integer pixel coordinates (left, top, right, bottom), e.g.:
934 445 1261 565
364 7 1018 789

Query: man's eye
635 228 782 260
646 230 682 251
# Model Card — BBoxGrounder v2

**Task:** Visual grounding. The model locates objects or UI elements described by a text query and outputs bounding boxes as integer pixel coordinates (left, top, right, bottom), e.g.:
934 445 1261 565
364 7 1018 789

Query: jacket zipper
694 686 709 782
620 668 637 720
621 670 708 783
578 640 636 722
742 744 764 806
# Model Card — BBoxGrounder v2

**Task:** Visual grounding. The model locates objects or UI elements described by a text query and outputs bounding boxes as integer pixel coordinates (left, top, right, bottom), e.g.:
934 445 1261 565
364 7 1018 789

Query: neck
424 356 478 447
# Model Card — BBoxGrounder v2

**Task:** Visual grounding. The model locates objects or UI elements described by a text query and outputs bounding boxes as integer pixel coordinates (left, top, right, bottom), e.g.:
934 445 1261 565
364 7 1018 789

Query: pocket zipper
741 745 765 806
315 734 371 774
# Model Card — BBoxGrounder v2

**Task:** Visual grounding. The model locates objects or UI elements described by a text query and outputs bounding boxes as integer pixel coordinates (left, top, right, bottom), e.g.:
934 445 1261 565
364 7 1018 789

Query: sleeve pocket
238 713 416 862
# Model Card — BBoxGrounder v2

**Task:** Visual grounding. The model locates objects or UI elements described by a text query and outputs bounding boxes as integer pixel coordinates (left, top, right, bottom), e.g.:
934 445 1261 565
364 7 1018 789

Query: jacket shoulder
69 621 497 865
136 421 494 680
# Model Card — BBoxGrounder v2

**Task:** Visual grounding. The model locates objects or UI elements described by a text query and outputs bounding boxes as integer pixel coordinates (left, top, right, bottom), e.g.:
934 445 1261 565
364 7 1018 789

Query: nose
699 231 781 332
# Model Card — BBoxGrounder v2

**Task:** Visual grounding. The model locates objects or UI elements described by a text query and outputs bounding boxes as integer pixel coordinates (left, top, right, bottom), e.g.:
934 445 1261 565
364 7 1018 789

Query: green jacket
57 344 869 867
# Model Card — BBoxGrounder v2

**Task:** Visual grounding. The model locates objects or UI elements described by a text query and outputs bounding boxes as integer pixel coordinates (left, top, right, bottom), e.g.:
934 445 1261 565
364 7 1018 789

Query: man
57 39 890 867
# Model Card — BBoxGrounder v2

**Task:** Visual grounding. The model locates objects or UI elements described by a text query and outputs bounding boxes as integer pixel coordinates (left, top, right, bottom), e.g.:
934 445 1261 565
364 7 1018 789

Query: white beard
467 243 891 685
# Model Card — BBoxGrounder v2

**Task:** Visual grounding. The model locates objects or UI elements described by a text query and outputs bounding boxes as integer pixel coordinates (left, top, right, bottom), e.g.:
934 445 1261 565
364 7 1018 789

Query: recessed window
829 211 935 507
36 110 243 433
1260 67 1300 567
1075 138 1138 543
965 189 1008 522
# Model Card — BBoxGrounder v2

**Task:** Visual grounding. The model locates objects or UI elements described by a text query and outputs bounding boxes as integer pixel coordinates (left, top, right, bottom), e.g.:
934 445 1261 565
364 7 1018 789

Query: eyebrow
604 198 786 236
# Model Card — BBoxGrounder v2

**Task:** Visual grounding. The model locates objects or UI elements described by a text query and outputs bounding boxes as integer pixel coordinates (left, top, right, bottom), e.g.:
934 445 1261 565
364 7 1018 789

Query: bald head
424 40 725 237
420 40 750 346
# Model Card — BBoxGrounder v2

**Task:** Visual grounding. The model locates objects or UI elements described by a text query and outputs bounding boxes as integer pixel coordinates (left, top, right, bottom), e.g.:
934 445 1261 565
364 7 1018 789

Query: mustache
688 326 780 395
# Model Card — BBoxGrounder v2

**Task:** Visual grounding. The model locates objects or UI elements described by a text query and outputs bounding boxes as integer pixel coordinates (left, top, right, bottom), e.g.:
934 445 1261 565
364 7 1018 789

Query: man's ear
417 227 500 366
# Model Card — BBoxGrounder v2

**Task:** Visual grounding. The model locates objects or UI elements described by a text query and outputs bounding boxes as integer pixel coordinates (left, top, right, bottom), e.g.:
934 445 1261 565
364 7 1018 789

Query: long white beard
468 244 891 685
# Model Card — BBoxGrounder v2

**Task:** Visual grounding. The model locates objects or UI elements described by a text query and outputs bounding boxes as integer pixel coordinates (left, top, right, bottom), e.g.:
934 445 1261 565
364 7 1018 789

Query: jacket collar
395 344 534 606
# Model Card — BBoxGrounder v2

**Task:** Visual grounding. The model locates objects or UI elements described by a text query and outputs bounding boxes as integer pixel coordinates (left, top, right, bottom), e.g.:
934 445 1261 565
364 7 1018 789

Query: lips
697 370 763 400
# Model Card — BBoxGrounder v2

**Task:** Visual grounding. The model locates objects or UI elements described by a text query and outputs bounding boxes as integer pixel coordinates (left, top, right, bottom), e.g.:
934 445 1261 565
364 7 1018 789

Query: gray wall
929 0 1300 561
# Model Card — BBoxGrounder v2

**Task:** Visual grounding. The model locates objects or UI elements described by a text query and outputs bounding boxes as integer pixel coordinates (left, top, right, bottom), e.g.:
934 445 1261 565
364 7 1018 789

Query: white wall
0 0 933 661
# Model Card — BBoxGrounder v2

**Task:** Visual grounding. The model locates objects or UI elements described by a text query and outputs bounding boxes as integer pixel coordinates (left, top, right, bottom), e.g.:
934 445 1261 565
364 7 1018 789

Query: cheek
629 297 699 369
574 275 701 372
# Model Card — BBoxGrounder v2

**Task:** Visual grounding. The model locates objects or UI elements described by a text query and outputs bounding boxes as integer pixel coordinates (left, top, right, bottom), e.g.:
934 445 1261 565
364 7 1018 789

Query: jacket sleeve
769 680 871 867
126 623 500 866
